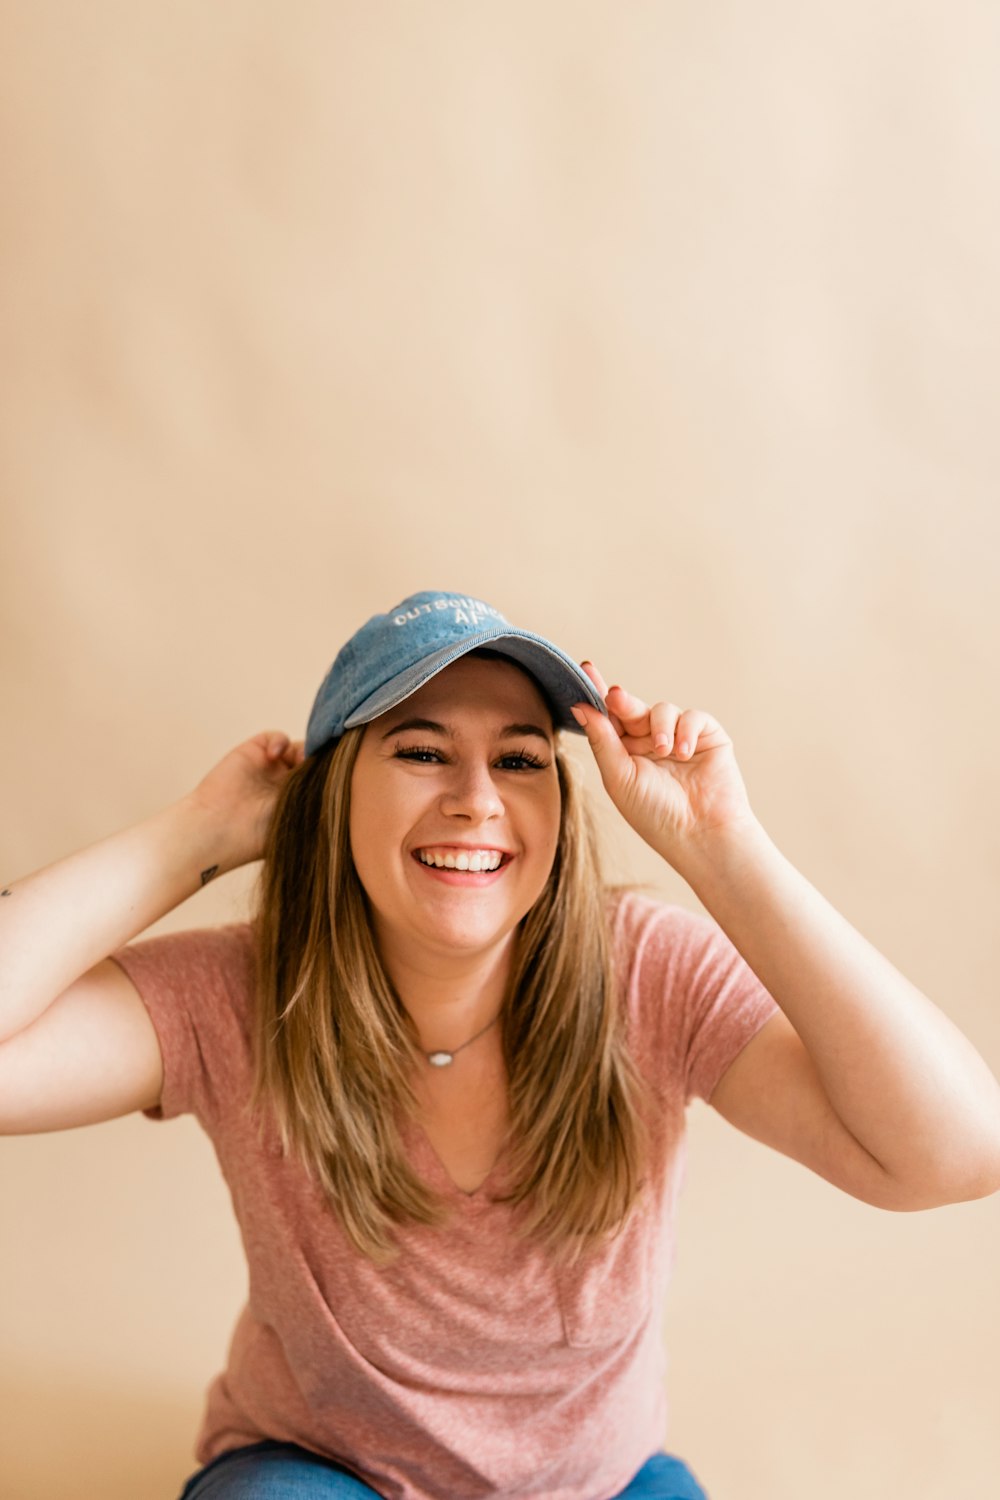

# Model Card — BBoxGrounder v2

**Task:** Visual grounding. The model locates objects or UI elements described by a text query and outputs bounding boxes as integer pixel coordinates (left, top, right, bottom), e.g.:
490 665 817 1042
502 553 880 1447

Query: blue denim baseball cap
304 589 609 757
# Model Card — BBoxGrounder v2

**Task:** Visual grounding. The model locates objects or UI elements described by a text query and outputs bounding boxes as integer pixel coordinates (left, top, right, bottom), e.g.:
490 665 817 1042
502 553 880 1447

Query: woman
3 588 999 1500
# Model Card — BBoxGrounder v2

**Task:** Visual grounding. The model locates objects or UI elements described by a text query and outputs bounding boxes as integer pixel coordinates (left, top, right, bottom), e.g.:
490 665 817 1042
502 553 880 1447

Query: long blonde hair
248 654 649 1263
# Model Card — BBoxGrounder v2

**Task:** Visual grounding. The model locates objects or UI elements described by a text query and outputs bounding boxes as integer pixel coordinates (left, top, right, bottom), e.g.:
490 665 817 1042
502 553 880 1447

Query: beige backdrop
2 4 999 1498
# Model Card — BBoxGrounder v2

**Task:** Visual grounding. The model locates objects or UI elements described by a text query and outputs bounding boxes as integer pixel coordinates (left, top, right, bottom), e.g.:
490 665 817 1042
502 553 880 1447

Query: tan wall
2 4 999 1497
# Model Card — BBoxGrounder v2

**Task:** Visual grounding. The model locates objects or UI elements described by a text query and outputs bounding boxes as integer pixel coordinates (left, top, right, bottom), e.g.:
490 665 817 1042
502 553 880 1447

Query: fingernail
570 706 587 727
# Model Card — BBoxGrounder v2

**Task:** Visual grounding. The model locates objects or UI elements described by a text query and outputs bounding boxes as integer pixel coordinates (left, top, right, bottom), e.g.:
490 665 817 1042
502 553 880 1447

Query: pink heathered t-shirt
109 888 779 1500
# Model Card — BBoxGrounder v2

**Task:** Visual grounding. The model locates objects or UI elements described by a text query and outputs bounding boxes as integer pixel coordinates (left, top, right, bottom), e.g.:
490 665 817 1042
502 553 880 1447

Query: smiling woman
251 645 648 1261
8 586 994 1500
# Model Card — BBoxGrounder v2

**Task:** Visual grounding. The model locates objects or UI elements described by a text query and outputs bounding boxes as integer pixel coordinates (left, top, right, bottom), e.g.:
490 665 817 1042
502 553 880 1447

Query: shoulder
110 919 256 1002
603 883 715 966
115 918 254 962
603 883 753 1034
602 883 709 1029
105 922 258 1124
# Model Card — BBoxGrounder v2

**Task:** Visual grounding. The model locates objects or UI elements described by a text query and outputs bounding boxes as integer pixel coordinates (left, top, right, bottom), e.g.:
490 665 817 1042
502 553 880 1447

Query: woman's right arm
0 730 304 1133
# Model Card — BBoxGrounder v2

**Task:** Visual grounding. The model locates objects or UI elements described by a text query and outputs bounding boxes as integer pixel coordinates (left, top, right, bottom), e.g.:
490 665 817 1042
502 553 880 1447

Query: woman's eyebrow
379 716 552 742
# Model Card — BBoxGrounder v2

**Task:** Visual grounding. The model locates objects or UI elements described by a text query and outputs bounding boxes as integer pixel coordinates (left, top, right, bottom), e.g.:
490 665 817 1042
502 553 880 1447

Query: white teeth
417 848 504 872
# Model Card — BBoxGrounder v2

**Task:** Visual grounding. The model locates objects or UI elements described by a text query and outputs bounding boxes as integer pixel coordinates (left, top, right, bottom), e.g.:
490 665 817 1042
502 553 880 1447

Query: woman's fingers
580 666 709 764
582 663 653 727
649 701 680 756
253 731 305 769
580 660 610 696
607 689 704 761
580 661 625 735
605 683 654 734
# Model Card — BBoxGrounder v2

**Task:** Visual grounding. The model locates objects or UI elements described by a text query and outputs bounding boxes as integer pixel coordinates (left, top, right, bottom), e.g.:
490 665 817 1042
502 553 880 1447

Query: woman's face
349 655 562 970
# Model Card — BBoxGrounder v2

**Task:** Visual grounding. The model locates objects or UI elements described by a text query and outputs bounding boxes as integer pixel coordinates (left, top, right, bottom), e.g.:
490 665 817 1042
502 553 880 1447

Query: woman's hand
571 663 758 867
186 731 306 870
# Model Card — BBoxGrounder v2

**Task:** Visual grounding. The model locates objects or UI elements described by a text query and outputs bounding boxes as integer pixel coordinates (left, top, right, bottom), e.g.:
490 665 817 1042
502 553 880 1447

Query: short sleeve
107 922 254 1126
610 890 781 1107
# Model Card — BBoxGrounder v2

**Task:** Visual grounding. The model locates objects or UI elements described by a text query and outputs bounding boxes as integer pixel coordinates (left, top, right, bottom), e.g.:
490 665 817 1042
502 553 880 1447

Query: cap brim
343 628 607 735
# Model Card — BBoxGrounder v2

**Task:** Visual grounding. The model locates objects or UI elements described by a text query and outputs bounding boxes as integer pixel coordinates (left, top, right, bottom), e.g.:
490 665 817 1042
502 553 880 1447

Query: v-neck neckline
405 1115 509 1204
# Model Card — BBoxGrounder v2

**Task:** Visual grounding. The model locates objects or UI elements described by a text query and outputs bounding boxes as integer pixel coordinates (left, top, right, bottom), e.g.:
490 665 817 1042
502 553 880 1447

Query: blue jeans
177 1439 708 1499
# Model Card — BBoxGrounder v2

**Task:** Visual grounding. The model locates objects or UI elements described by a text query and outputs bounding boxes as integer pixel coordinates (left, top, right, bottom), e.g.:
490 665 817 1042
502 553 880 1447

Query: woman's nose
438 762 505 820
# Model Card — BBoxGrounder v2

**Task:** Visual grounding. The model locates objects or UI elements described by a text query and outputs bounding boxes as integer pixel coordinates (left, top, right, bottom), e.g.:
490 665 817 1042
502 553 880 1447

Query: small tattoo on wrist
200 865 219 886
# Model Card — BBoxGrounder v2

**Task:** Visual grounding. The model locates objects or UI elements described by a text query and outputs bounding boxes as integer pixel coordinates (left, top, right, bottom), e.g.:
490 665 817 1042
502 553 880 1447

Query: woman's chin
414 912 514 953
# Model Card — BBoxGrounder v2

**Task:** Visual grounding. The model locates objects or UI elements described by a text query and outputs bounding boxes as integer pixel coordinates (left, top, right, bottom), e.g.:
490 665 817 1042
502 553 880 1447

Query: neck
375 926 514 1055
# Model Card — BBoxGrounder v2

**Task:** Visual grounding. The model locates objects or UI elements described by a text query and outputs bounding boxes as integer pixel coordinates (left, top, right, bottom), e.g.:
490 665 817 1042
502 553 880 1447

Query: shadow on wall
3 1368 198 1500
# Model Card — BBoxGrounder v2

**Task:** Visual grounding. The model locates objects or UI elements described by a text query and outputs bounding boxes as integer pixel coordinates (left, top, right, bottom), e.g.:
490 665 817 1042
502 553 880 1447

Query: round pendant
427 1051 454 1067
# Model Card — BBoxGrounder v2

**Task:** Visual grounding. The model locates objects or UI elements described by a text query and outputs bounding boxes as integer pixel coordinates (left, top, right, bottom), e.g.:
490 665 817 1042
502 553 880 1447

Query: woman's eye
393 745 547 770
394 747 442 763
497 753 547 770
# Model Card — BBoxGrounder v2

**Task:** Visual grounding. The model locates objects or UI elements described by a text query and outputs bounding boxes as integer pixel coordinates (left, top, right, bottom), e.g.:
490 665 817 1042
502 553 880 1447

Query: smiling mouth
411 849 513 876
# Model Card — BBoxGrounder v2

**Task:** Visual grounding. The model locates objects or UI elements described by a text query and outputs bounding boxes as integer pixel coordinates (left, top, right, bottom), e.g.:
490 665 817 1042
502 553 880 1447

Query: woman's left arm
571 665 1000 1208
